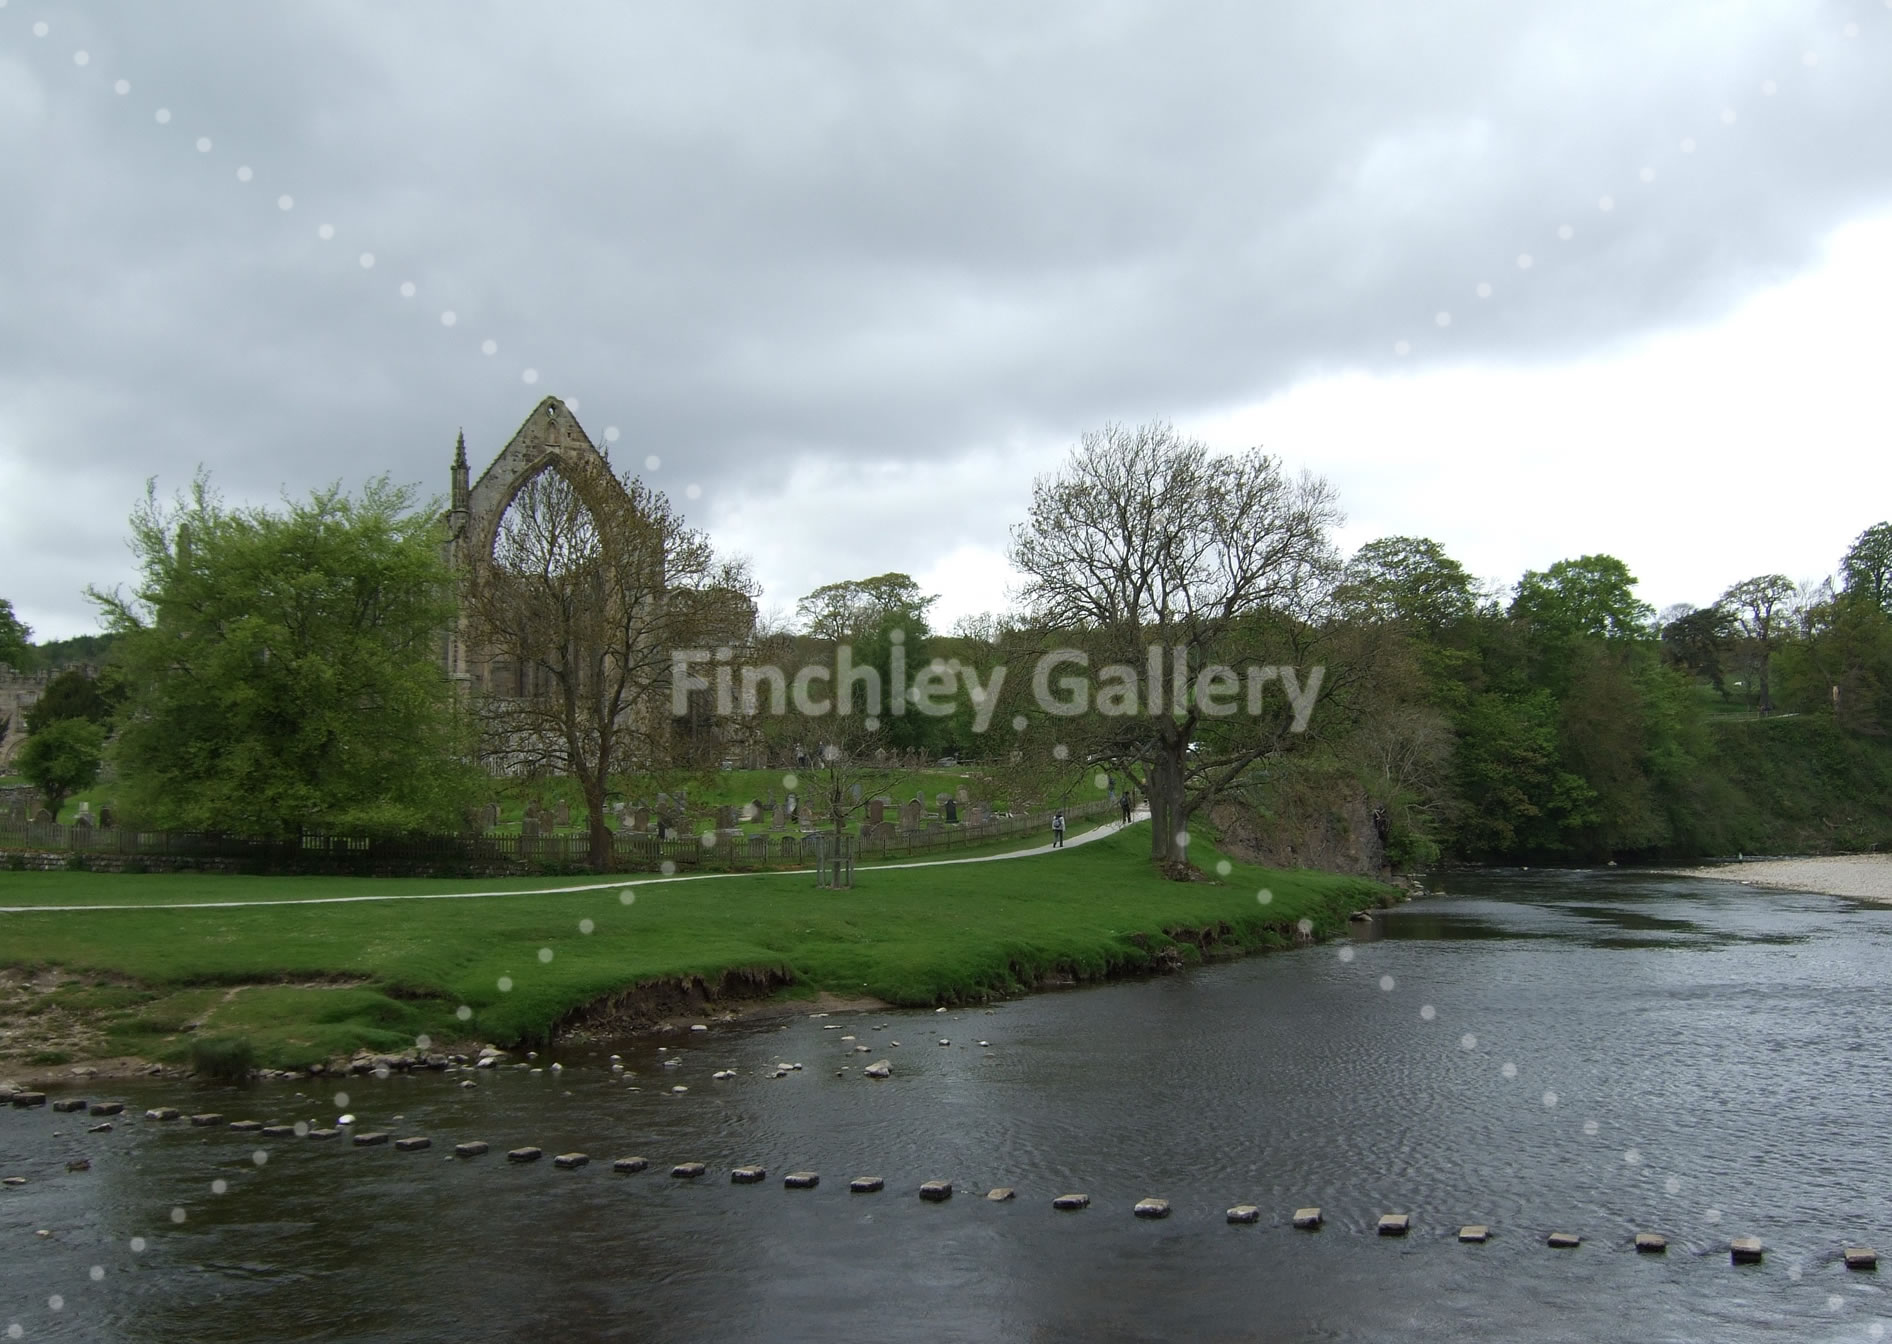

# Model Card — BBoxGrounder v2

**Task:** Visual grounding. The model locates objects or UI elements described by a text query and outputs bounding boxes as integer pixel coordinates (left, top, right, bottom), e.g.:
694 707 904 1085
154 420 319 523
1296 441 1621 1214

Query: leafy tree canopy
0 597 30 670
1337 536 1478 632
796 572 934 641
25 668 118 734
1511 554 1653 642
1841 522 1892 611
17 717 104 819
88 474 477 837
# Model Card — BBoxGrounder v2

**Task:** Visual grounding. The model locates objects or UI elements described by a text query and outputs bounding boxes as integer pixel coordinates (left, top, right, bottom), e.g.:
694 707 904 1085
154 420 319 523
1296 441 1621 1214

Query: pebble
612 1157 649 1173
919 1180 953 1202
507 1147 543 1163
1133 1198 1171 1220
849 1176 884 1193
1226 1205 1260 1224
784 1172 820 1189
1053 1194 1091 1211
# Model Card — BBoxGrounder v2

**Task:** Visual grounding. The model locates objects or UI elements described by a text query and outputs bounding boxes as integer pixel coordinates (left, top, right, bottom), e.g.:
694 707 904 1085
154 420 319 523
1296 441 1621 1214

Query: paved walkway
0 811 1148 913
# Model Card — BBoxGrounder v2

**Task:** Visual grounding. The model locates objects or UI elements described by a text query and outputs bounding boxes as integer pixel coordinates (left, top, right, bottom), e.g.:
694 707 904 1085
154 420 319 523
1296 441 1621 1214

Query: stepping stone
260 1125 297 1138
51 1099 87 1113
553 1153 589 1169
1459 1226 1490 1243
1293 1207 1323 1230
1635 1233 1667 1254
1730 1237 1764 1264
454 1142 489 1158
2 1177 24 1186
89 1102 124 1117
352 1131 390 1147
394 1137 431 1152
849 1176 884 1193
784 1172 820 1189
1053 1194 1091 1211
1134 1198 1171 1219
671 1162 707 1179
612 1157 648 1173
1377 1214 1411 1237
88 1123 113 1134
189 1113 223 1127
918 1180 953 1202
986 1187 1015 1202
863 1061 891 1079
1845 1247 1878 1270
1226 1205 1261 1224
730 1165 767 1184
66 1158 90 1173
307 1128 341 1140
507 1147 543 1163
228 1120 263 1132
1547 1232 1581 1249
145 1108 179 1121
9 1093 46 1109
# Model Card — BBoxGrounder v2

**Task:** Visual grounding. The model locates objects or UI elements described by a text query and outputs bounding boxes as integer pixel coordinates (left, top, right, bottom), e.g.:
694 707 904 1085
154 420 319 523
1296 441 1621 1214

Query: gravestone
33 807 52 824
716 804 736 830
631 807 649 834
552 801 571 828
484 803 501 830
899 800 922 831
867 799 885 827
98 805 116 830
73 811 93 830
956 786 970 804
523 800 542 822
944 799 958 823
521 816 540 839
936 793 949 812
779 835 799 858
875 820 897 841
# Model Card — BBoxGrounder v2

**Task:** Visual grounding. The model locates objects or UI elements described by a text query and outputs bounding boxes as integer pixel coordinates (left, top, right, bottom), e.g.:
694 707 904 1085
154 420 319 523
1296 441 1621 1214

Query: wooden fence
0 798 1120 875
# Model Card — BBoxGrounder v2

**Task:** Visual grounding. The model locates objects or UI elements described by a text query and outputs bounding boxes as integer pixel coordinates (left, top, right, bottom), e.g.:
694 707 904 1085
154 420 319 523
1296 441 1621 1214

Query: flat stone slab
1459 1226 1490 1243
784 1171 820 1189
51 1098 87 1113
553 1153 590 1169
849 1176 884 1193
671 1162 707 1179
9 1093 46 1109
730 1165 767 1184
454 1142 489 1158
228 1120 263 1132
260 1124 297 1138
1730 1237 1764 1264
2 1176 25 1186
1293 1207 1323 1230
145 1107 180 1121
612 1157 648 1173
507 1147 543 1163
1377 1214 1411 1236
986 1187 1015 1202
89 1102 124 1117
88 1122 113 1134
863 1061 891 1078
352 1131 390 1147
1547 1232 1581 1249
1133 1198 1171 1219
918 1180 953 1202
188 1113 224 1127
1053 1194 1091 1211
1635 1233 1668 1254
1226 1204 1261 1224
1845 1247 1878 1270
394 1137 431 1152
307 1127 341 1140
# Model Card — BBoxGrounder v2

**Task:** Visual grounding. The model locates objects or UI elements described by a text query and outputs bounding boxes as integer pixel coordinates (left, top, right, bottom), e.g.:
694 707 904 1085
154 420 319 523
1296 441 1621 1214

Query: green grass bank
0 826 1391 1073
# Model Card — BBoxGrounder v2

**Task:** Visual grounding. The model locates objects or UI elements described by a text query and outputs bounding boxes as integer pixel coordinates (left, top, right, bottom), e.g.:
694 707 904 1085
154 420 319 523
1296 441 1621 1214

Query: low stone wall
1 849 247 874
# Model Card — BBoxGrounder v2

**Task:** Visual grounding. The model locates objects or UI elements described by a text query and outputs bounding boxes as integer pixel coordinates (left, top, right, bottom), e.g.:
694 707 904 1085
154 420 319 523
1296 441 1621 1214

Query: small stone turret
449 430 470 533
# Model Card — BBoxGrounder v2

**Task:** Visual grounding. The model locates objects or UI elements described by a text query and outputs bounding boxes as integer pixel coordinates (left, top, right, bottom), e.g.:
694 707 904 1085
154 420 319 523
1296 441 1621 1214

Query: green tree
1659 603 1734 697
795 573 935 641
1841 522 1892 612
24 668 117 734
89 475 476 837
1720 573 1798 713
0 597 30 670
1336 536 1478 634
1511 555 1654 643
17 717 104 819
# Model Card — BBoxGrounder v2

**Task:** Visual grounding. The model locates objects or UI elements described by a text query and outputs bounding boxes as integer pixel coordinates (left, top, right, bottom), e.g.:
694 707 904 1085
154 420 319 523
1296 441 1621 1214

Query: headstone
484 802 501 830
779 835 799 858
552 801 571 828
34 807 52 824
521 816 541 839
716 805 735 830
899 800 922 831
73 811 94 829
867 799 885 826
944 799 958 823
631 807 650 834
956 786 970 804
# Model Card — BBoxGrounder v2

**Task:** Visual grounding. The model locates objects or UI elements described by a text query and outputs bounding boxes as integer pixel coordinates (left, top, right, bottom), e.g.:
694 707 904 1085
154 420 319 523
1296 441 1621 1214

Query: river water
5 868 1892 1342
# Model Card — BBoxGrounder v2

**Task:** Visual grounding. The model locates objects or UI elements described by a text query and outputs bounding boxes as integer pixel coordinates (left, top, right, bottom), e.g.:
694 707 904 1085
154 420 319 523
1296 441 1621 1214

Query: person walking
1120 791 1133 824
1051 810 1066 848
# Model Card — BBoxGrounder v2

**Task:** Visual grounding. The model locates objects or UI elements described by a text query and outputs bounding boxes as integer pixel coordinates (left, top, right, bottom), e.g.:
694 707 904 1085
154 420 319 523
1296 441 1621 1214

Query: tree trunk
1147 734 1187 868
582 773 610 870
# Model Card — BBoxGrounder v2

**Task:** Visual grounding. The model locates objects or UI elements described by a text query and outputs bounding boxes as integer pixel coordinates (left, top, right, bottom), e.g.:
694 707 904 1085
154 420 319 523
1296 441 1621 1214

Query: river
4 868 1891 1341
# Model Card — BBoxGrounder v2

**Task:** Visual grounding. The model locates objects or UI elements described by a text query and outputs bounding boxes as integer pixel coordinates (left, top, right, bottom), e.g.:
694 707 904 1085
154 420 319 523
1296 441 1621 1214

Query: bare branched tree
1008 421 1341 871
464 464 753 865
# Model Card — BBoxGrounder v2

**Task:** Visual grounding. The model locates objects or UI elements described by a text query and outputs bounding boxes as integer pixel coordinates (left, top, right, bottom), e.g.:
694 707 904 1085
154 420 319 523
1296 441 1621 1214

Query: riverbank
1659 852 1892 903
0 826 1394 1081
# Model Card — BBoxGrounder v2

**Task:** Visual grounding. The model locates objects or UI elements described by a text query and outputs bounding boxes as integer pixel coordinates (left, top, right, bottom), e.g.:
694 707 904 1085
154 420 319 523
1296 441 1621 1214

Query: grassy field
0 825 1388 1071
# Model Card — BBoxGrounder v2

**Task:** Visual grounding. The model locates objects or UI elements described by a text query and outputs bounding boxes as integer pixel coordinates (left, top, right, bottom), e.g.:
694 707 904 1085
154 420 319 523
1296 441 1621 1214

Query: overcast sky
3 0 1889 640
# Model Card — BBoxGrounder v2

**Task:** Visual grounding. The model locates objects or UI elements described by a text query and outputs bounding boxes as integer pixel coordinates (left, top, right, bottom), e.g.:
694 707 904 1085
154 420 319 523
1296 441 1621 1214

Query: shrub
189 1036 256 1083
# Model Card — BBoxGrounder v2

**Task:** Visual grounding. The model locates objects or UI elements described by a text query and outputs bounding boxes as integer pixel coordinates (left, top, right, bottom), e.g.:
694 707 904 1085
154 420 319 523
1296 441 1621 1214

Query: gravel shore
1661 853 1892 904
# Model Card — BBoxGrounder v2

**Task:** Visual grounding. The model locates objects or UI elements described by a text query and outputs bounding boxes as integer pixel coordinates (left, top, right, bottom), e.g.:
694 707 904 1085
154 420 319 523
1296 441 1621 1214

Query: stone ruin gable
0 665 51 770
